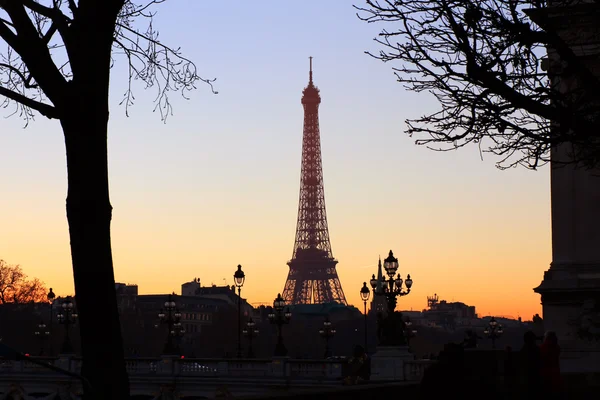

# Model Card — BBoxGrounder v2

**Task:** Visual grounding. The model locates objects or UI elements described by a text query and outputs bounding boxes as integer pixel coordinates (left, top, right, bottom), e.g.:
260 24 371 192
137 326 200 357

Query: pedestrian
519 330 541 399
540 331 562 399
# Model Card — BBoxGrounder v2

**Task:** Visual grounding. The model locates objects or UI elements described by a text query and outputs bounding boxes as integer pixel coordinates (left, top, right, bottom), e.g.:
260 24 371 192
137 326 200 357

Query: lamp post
171 321 186 355
319 316 336 358
234 264 245 358
242 317 259 358
375 302 384 341
57 296 77 354
483 317 504 349
47 288 55 355
368 250 413 346
360 282 370 352
47 288 55 328
268 293 291 357
158 294 182 355
34 321 50 355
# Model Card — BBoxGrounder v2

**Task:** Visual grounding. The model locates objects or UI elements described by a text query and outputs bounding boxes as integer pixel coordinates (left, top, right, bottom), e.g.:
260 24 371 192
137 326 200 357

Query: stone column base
534 263 600 374
370 345 413 381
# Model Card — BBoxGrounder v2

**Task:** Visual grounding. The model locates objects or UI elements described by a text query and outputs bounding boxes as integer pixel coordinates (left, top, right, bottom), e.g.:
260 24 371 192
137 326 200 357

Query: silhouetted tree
0 2 214 399
355 1 600 169
0 260 47 304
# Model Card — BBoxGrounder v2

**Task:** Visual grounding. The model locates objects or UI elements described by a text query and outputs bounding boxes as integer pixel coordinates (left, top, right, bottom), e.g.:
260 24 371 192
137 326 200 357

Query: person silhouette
504 345 516 394
520 330 541 399
540 331 562 399
419 343 466 399
345 345 370 384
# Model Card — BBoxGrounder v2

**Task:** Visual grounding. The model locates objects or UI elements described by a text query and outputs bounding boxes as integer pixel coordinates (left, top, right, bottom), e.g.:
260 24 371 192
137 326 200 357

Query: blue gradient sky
0 1 549 318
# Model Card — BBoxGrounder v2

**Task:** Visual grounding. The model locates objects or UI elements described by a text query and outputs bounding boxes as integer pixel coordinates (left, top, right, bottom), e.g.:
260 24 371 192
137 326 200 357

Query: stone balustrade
0 356 432 380
403 359 434 381
0 356 433 399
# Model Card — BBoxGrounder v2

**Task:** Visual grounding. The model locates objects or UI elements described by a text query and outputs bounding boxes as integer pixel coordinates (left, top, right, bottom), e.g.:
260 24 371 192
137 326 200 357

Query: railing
0 357 59 373
0 357 345 380
403 359 436 381
0 356 432 383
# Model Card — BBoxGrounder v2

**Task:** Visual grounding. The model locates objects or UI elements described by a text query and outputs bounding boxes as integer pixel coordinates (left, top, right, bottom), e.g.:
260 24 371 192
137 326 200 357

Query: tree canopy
0 0 215 123
0 259 47 304
356 0 600 169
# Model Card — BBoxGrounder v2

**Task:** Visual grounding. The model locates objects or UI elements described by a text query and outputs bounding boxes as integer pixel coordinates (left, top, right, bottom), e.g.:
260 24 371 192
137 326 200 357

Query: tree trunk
62 107 129 400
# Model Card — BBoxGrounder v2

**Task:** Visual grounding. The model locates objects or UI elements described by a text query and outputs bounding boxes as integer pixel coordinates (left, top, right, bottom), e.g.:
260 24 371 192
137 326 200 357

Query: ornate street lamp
34 321 50 355
268 293 291 357
57 296 78 354
47 288 55 324
242 317 259 358
171 321 186 355
158 294 182 355
47 288 55 355
368 250 413 346
234 264 245 358
319 316 336 358
483 317 504 349
360 282 370 352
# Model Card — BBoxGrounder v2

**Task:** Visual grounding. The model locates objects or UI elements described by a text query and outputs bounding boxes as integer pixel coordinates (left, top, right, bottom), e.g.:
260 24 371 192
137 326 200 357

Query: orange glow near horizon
0 188 549 321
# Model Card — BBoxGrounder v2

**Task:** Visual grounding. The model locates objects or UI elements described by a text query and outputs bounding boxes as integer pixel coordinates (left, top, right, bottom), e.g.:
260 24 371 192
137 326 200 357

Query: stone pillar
370 346 413 381
531 1 600 374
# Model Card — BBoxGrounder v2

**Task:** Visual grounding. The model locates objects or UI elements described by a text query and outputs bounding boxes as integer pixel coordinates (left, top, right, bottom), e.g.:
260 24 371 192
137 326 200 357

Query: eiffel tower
281 58 347 305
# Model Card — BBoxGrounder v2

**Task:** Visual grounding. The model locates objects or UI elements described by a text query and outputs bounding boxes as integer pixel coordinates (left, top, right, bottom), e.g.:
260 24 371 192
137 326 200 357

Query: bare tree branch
0 61 36 87
0 17 19 48
113 1 217 121
355 0 600 169
2 1 68 105
0 84 57 117
0 0 216 123
21 0 55 20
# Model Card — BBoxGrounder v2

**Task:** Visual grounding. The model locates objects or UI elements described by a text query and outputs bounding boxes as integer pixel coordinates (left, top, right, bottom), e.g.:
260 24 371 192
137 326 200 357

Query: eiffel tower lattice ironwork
281 57 347 305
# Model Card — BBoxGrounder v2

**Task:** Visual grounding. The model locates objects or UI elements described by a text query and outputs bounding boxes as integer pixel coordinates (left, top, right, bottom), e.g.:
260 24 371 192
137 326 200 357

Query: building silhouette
113 280 255 356
282 57 347 305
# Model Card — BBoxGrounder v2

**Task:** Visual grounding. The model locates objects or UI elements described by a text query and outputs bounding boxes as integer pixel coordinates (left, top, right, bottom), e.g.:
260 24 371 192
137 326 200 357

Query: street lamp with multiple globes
268 293 291 357
158 294 182 355
369 250 413 346
483 317 504 349
242 317 259 358
57 296 78 354
234 264 245 358
360 282 370 351
319 316 336 358
34 321 50 355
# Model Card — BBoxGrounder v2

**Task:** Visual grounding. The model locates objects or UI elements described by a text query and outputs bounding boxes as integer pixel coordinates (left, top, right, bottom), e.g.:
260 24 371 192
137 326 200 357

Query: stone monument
531 1 600 374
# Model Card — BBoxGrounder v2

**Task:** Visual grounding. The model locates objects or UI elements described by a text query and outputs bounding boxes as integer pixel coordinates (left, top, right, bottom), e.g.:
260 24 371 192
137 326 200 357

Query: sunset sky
0 1 550 319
